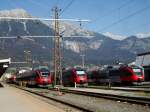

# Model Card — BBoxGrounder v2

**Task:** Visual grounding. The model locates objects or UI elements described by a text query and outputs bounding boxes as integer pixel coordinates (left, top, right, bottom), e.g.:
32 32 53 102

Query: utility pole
52 6 62 87
80 54 85 68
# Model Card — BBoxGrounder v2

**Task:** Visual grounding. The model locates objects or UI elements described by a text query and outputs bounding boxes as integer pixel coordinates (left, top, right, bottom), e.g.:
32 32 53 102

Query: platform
0 84 64 112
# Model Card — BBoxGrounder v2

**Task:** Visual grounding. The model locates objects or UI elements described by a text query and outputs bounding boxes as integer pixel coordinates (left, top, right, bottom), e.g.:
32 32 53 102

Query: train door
120 68 133 83
143 67 150 81
99 70 110 84
109 69 121 83
62 70 72 85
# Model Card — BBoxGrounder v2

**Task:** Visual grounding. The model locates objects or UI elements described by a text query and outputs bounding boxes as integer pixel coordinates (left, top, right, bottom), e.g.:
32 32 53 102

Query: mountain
0 9 54 62
135 32 150 39
120 36 150 54
103 32 127 40
0 9 32 18
0 9 150 66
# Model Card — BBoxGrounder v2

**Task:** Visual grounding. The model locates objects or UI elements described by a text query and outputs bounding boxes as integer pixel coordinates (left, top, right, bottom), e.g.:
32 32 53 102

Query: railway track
10 84 150 112
85 86 150 93
60 87 150 106
14 84 150 106
11 85 93 112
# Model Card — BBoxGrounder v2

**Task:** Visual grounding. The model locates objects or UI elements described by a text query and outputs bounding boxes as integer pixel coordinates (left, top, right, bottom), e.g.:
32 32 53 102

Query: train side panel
15 68 53 87
87 65 144 85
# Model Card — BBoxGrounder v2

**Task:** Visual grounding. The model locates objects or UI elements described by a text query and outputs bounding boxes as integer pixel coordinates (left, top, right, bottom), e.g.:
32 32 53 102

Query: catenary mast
52 6 62 86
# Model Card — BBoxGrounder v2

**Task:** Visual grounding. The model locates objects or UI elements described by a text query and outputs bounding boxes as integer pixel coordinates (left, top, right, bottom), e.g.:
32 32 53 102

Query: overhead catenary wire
0 35 94 39
117 0 134 10
126 22 150 51
16 0 74 17
60 0 75 16
128 20 150 34
94 0 134 22
99 5 150 32
0 17 90 23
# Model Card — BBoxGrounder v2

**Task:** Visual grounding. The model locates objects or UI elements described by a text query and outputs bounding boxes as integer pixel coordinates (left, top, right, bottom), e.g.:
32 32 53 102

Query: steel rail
60 88 150 106
84 86 150 93
12 85 93 112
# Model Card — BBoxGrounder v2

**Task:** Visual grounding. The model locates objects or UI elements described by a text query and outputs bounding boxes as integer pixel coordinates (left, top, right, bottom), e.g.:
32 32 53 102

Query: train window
121 70 131 76
133 69 142 76
32 73 36 77
100 72 109 78
76 71 85 75
133 69 141 72
109 70 120 76
63 70 71 78
41 72 49 77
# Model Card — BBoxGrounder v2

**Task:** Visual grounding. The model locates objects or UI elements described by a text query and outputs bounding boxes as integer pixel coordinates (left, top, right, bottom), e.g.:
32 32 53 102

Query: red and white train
87 65 144 85
15 66 53 87
62 68 88 86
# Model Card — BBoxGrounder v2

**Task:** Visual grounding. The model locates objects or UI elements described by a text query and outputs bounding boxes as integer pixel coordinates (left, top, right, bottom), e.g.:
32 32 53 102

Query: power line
117 0 134 10
127 21 150 50
24 0 59 16
60 0 75 15
94 0 134 22
0 17 90 22
128 21 150 34
99 5 150 32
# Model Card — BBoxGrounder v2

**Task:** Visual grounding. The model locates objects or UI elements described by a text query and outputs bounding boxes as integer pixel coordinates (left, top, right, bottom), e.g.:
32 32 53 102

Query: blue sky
0 0 150 36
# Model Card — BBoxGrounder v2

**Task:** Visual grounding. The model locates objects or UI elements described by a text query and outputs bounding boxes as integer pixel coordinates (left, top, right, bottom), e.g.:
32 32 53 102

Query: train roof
33 66 49 71
137 52 150 56
63 67 86 72
0 58 11 64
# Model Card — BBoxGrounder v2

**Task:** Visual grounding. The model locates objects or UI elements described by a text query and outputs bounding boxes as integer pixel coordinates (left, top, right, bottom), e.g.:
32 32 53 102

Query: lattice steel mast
52 6 62 86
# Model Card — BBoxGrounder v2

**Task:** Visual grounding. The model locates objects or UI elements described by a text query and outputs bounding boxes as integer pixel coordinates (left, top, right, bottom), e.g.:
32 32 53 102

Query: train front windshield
76 71 86 76
41 72 49 77
133 69 142 76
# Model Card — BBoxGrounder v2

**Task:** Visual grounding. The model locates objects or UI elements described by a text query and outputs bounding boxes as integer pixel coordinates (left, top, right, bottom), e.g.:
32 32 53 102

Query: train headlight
44 78 47 81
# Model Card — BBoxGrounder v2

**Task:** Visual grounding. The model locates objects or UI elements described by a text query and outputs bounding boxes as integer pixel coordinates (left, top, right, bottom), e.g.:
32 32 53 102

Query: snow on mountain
64 40 87 53
0 9 32 18
89 40 103 50
1 8 150 64
49 21 94 38
135 32 150 38
103 32 150 40
103 32 127 40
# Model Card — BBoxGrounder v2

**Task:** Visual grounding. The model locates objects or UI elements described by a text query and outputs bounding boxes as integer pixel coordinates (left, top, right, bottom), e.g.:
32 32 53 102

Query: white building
135 52 150 81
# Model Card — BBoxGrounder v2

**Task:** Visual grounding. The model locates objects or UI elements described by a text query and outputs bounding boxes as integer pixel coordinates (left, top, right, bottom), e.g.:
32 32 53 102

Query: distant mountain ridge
103 32 150 40
0 9 32 18
0 9 150 66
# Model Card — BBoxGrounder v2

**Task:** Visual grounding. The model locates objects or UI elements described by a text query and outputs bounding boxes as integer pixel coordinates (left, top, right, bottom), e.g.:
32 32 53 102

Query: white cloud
103 32 127 40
